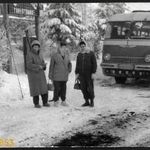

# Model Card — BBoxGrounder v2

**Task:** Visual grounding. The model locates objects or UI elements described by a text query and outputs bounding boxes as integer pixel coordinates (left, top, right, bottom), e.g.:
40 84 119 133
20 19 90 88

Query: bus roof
108 12 150 22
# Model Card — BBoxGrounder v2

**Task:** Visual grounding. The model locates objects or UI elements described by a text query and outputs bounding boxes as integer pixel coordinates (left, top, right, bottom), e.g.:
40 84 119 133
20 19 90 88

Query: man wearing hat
75 41 97 107
49 42 72 107
26 40 50 108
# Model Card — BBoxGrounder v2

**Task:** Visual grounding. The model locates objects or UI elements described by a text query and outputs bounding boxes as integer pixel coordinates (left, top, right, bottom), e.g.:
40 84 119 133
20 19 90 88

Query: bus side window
124 29 130 39
111 27 118 39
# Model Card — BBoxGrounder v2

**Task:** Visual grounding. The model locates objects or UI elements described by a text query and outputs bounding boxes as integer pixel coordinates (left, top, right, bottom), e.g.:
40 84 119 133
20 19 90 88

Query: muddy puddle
54 132 120 146
51 110 150 147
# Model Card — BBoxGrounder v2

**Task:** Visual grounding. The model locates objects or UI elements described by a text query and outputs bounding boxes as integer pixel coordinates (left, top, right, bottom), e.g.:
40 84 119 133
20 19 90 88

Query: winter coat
49 52 72 81
26 49 48 97
75 51 97 76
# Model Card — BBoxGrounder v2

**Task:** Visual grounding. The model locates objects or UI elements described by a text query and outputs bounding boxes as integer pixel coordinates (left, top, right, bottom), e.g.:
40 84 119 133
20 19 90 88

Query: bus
101 11 150 84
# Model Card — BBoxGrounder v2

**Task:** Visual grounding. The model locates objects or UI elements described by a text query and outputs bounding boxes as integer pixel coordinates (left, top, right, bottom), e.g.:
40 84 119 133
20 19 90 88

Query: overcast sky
88 3 150 12
126 3 150 12
42 3 150 13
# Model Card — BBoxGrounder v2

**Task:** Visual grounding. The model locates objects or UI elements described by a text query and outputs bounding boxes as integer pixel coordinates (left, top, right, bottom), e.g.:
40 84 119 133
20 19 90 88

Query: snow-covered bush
0 26 10 72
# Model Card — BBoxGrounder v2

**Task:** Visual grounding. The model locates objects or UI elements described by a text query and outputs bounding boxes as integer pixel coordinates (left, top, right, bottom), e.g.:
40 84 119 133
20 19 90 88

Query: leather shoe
34 104 41 108
43 103 50 107
81 102 90 107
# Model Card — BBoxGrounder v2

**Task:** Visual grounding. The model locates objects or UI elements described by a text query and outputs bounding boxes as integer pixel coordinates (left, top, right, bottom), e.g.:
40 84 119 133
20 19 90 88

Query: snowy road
1 59 150 147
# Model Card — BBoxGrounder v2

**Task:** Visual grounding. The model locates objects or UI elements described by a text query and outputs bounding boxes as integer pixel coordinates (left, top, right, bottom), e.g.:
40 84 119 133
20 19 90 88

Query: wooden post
35 3 40 40
80 3 87 40
3 3 12 73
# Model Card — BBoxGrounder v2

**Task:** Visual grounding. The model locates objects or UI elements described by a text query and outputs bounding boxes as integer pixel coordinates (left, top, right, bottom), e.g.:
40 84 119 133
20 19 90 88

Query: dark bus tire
115 77 127 84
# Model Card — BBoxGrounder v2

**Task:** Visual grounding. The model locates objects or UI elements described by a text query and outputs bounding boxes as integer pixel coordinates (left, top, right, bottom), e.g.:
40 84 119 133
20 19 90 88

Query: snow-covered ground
1 51 150 147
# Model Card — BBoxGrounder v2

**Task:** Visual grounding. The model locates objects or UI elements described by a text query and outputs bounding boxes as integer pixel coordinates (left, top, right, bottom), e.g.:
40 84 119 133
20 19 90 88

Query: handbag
47 80 54 91
74 79 81 90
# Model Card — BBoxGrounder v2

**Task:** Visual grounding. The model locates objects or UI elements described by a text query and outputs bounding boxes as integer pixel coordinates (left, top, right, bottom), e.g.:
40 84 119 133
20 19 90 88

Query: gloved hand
75 74 79 80
43 66 46 70
91 73 95 80
42 63 47 70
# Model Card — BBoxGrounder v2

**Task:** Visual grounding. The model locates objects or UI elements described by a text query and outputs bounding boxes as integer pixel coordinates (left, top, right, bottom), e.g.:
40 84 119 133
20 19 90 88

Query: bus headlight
104 53 111 61
145 55 150 62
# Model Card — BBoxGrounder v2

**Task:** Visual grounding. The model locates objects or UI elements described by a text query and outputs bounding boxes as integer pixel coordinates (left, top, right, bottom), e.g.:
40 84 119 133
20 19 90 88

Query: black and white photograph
1 2 150 148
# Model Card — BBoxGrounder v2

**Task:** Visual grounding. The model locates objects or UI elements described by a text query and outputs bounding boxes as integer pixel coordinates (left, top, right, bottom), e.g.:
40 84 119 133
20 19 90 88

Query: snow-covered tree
0 25 10 71
94 3 127 41
9 19 32 44
40 3 86 46
95 3 127 19
84 3 127 58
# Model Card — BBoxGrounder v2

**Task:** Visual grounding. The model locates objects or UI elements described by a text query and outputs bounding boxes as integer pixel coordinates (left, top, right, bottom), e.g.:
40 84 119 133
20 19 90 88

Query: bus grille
108 56 144 64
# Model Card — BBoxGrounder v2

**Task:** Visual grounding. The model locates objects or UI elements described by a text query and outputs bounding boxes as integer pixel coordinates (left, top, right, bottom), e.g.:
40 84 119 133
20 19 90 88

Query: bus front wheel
115 77 127 84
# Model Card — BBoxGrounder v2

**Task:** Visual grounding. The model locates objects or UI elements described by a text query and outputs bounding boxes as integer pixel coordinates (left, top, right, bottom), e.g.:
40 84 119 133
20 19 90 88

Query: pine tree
40 3 85 45
95 3 127 19
87 3 127 58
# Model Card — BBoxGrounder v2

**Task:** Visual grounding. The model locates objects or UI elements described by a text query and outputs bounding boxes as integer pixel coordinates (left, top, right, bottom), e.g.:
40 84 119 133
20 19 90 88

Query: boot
54 101 59 107
43 103 50 107
34 104 41 108
42 93 49 106
61 101 69 106
81 99 90 107
89 99 94 107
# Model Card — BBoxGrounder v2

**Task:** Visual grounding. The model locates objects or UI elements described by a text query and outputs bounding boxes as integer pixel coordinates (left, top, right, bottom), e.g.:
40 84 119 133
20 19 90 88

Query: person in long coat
75 41 97 107
26 40 50 108
48 42 72 107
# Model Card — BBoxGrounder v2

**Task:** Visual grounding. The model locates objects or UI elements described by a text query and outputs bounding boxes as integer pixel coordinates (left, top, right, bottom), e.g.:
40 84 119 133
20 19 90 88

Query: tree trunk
81 3 87 26
35 3 40 40
3 3 12 73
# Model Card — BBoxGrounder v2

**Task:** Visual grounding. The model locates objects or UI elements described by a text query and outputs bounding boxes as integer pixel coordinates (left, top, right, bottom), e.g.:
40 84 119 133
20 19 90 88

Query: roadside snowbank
0 71 21 103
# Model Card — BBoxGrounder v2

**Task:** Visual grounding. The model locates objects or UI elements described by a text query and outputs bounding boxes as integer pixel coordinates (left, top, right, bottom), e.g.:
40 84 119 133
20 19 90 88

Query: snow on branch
47 18 61 27
60 24 72 34
59 9 71 18
48 8 71 18
64 18 78 28
97 19 106 25
48 9 58 17
73 16 82 23
77 24 87 31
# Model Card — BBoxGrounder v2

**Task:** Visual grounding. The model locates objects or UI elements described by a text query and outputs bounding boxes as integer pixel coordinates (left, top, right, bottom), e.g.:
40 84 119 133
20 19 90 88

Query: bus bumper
135 65 150 70
101 63 150 77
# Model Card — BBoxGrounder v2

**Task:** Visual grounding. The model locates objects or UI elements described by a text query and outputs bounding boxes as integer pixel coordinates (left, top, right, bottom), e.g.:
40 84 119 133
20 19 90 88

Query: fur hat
31 40 40 47
79 41 86 46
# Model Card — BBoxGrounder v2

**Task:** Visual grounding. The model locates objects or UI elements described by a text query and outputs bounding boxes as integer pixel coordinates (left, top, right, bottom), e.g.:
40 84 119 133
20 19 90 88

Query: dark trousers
33 93 48 105
53 81 67 102
79 75 94 101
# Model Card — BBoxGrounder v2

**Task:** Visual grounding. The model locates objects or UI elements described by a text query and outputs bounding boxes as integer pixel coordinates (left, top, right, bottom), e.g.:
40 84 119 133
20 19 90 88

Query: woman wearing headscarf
26 40 50 108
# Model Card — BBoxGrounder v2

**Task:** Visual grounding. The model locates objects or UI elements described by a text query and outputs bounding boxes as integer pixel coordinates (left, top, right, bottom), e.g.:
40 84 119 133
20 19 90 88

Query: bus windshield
105 21 150 39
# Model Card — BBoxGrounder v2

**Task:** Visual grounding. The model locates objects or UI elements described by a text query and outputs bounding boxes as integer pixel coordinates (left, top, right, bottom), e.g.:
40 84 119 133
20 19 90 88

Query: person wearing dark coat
75 41 97 107
49 42 72 107
26 40 50 108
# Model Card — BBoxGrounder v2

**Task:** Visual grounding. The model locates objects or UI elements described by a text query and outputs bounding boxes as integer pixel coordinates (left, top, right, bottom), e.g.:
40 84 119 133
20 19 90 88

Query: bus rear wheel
115 77 127 84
